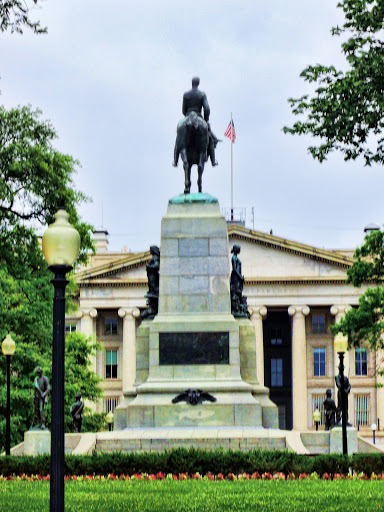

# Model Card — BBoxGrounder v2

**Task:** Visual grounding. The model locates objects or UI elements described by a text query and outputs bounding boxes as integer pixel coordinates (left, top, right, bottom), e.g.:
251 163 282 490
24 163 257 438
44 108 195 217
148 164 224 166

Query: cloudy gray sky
1 1 383 253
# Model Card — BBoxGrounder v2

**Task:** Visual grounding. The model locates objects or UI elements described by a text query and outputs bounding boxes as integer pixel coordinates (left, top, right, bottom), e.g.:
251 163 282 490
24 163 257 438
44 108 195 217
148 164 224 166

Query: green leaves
284 0 384 166
0 1 47 34
0 104 97 450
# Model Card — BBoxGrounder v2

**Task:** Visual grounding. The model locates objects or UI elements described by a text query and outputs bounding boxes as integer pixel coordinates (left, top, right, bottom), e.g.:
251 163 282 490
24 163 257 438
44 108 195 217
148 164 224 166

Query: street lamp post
42 208 80 512
371 423 377 444
334 332 348 456
2 334 16 456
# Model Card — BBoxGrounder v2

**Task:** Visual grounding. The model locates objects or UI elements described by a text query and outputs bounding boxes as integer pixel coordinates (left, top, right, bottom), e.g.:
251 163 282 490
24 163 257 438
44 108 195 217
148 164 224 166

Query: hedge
0 449 383 477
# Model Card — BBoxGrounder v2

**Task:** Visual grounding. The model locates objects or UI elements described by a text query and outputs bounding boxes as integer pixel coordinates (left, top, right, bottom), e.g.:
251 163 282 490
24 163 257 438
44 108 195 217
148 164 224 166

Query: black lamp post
2 334 16 456
42 208 80 512
334 332 348 456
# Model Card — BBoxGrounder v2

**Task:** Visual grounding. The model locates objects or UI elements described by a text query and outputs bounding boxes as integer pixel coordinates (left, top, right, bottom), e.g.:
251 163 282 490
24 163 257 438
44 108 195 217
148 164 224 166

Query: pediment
228 225 352 282
76 250 150 285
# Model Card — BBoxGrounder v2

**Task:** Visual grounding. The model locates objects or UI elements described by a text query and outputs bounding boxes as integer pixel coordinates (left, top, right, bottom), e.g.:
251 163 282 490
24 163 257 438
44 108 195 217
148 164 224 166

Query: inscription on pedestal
159 332 229 365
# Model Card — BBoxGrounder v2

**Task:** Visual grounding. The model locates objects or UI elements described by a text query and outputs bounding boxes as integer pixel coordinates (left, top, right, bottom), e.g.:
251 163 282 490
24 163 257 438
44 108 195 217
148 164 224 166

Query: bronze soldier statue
323 388 337 430
335 374 352 425
33 367 50 429
70 392 85 433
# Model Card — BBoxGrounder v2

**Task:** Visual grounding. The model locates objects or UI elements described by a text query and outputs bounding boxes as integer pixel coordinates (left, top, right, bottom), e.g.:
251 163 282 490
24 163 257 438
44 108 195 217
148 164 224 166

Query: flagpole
230 112 233 222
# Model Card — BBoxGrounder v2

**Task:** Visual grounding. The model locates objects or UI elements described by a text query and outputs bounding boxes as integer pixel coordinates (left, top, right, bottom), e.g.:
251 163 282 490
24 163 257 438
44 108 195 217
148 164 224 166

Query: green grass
1 480 384 512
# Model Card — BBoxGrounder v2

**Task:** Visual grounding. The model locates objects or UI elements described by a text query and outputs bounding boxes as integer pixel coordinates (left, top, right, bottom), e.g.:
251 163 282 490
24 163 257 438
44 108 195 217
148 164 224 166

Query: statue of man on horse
173 77 220 194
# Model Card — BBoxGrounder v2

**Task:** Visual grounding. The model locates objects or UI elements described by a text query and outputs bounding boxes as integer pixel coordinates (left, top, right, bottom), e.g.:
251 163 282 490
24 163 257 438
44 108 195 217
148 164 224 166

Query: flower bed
1 471 384 481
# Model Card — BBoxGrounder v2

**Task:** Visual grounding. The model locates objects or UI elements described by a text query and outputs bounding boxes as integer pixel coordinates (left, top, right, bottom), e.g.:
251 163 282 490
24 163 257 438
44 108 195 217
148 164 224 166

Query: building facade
67 224 384 431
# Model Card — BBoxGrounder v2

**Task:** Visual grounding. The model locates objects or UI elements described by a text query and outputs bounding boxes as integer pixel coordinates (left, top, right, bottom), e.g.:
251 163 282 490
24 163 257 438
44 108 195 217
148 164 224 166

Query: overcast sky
1 1 383 253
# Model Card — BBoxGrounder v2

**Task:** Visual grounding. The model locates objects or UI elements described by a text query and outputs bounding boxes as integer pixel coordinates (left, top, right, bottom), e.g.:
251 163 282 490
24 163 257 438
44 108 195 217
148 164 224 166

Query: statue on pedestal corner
141 245 160 320
173 77 220 194
230 244 250 319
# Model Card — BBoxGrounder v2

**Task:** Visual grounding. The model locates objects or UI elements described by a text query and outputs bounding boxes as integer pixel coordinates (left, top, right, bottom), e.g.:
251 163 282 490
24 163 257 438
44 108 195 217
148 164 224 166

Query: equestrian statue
173 77 220 194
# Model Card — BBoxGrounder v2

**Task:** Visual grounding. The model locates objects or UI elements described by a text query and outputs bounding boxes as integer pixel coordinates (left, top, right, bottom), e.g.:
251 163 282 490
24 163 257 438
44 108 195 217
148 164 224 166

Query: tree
283 0 384 166
0 104 101 450
331 228 384 353
0 0 46 34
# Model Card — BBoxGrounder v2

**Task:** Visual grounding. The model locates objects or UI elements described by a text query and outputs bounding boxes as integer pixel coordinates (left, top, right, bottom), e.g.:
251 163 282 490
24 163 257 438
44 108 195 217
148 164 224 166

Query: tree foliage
0 104 101 450
284 0 384 166
331 228 384 357
0 0 46 34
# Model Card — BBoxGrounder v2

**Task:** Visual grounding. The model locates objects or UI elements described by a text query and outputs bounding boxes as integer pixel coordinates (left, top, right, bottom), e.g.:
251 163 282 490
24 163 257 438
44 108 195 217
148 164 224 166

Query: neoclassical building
67 224 384 431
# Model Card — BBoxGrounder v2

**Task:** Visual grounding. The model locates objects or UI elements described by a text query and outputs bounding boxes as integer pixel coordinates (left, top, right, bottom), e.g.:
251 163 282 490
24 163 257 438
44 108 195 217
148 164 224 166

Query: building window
355 348 367 376
312 315 325 333
104 396 120 413
312 394 326 426
105 318 118 335
65 324 77 334
313 348 326 377
271 358 283 386
355 394 370 426
105 349 118 379
271 327 282 345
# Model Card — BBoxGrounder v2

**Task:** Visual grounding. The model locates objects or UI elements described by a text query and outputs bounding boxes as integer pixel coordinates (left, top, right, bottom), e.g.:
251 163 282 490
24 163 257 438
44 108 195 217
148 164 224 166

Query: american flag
224 120 236 142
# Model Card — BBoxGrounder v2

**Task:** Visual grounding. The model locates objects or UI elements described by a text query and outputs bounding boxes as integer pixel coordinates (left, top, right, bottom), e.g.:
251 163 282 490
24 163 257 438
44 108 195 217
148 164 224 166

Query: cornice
246 276 349 286
78 278 147 288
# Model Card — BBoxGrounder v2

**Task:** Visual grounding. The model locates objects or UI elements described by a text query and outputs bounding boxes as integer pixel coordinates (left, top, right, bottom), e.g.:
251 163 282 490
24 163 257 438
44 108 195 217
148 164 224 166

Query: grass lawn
1 480 384 512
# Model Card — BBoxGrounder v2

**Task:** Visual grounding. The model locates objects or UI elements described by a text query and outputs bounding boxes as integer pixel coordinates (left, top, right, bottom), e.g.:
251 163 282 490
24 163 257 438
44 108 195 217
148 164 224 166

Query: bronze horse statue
173 112 209 194
173 77 220 194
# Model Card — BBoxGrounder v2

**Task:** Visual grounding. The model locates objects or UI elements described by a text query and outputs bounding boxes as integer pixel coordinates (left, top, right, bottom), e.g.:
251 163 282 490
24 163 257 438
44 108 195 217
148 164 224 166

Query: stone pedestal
24 429 51 455
329 426 358 455
114 194 278 431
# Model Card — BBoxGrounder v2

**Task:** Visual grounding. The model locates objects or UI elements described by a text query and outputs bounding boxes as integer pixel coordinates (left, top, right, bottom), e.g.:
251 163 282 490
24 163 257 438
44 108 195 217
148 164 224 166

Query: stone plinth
114 194 278 431
24 429 50 455
330 426 358 455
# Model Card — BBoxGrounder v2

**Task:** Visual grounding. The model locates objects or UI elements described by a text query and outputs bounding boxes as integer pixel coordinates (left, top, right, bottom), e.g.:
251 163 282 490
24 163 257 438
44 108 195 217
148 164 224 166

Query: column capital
288 305 310 317
76 308 98 319
250 306 267 319
330 304 351 316
118 307 140 319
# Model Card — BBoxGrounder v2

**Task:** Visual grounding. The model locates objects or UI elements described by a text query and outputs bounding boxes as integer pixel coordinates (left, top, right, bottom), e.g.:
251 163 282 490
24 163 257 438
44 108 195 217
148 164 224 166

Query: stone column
288 305 310 431
118 308 140 392
77 308 98 373
250 306 267 386
331 305 352 404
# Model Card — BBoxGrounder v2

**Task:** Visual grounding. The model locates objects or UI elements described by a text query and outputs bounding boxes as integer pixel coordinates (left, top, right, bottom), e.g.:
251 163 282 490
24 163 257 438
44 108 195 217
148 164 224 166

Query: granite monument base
329 426 358 455
24 429 51 455
114 194 278 432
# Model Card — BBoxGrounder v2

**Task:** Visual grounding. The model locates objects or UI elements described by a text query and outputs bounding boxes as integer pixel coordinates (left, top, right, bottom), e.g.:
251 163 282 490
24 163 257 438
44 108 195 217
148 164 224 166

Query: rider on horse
173 77 219 168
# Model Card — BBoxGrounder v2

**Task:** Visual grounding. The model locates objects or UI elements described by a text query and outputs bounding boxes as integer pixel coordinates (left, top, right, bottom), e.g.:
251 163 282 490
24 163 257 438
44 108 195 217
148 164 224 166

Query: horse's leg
197 154 205 193
180 149 191 194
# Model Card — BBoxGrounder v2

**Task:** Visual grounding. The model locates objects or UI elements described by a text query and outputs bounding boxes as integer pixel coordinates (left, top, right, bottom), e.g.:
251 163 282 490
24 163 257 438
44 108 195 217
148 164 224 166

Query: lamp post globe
2 334 16 456
43 207 80 512
334 332 348 455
